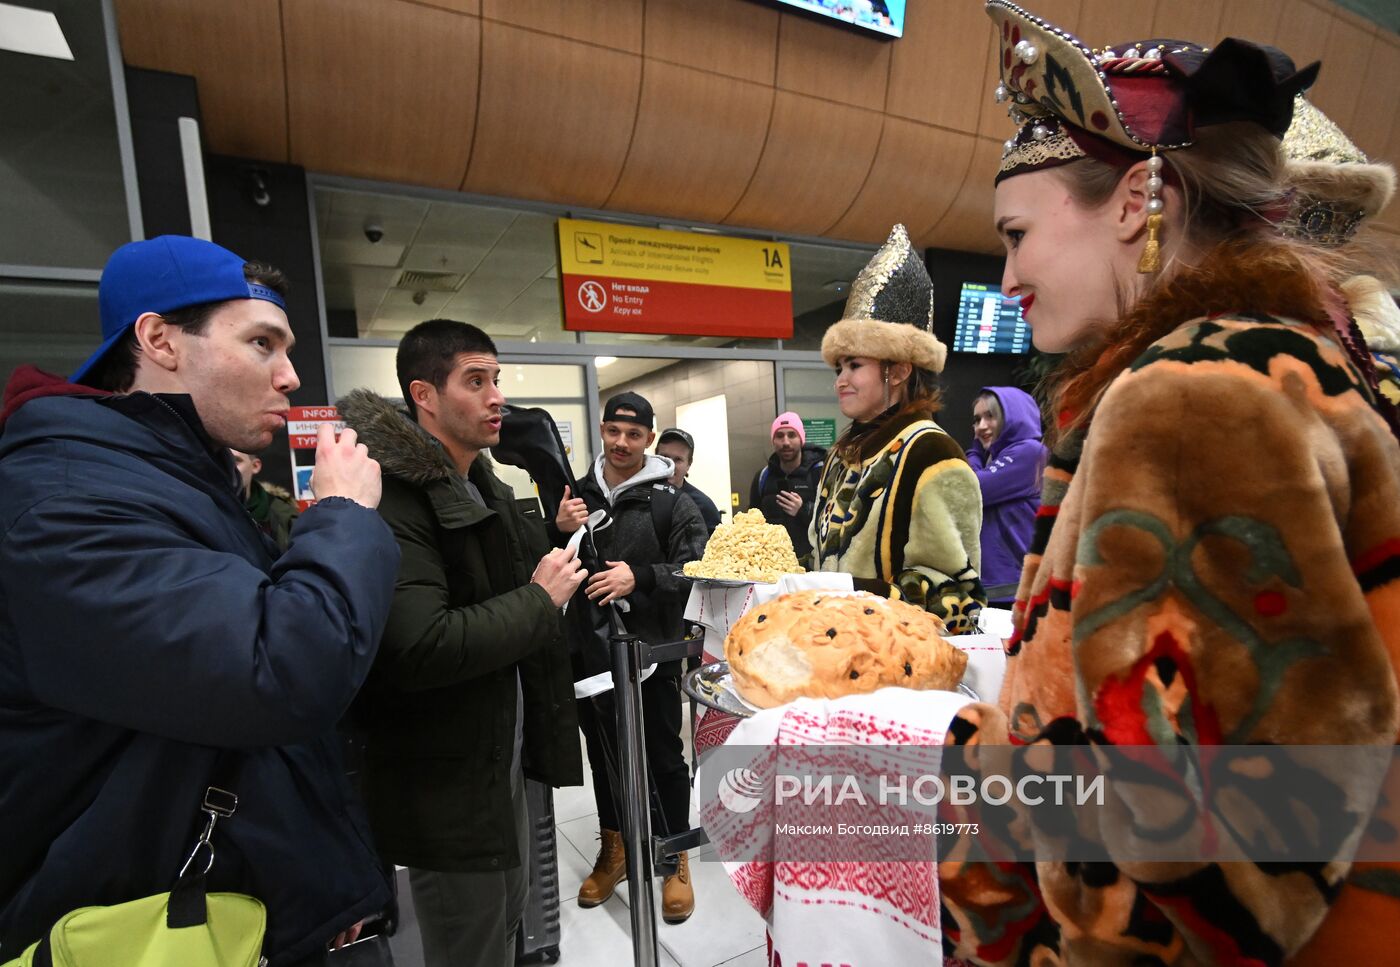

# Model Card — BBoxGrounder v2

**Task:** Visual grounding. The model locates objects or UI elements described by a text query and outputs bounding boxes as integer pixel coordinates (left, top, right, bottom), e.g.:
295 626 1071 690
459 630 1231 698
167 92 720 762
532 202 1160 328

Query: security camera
364 222 384 244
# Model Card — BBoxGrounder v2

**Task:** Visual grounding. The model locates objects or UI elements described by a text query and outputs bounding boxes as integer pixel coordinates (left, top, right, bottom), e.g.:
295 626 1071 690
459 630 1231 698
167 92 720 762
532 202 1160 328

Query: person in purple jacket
968 386 1045 603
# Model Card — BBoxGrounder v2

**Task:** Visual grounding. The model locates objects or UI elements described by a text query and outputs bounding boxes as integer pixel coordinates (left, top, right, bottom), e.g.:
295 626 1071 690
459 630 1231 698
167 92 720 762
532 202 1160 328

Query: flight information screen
953 282 1031 354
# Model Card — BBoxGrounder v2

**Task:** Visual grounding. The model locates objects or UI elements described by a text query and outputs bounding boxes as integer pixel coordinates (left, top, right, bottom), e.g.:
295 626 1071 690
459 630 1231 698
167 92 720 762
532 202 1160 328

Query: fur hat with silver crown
820 224 947 374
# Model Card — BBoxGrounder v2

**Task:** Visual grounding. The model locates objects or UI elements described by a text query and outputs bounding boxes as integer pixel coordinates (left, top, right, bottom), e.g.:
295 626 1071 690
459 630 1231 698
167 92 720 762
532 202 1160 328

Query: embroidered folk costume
812 225 986 634
939 3 1400 964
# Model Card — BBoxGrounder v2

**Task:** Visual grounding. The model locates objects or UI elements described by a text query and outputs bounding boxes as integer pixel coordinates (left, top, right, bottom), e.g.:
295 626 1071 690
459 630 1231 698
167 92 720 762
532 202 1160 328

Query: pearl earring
1138 149 1164 274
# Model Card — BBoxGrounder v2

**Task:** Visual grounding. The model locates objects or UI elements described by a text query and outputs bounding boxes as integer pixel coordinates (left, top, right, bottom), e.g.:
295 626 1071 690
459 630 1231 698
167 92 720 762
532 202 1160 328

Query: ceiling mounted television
761 0 906 39
953 282 1032 355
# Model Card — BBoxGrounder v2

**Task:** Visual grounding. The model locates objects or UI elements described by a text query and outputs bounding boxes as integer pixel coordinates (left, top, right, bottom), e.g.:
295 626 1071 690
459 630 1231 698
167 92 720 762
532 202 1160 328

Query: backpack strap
650 483 677 551
758 465 770 495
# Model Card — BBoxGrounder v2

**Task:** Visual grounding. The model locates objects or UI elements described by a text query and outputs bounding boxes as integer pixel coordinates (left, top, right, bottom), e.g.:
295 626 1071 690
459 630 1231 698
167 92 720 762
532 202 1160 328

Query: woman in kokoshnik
938 3 1400 965
810 224 987 635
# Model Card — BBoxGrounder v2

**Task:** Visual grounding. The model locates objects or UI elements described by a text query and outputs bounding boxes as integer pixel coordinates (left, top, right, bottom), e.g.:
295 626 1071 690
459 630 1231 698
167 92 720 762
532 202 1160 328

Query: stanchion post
611 630 659 967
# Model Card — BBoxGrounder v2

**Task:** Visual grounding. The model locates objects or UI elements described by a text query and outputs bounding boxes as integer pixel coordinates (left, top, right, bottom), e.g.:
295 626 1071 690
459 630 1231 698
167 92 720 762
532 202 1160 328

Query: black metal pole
610 629 659 967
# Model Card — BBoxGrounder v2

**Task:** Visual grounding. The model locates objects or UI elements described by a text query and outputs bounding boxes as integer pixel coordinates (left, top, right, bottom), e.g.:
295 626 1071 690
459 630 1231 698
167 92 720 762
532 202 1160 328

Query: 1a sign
557 218 793 339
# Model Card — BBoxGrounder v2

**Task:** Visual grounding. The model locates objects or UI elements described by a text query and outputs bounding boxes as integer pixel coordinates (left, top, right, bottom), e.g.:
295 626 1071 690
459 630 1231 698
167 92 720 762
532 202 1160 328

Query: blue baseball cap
73 235 287 383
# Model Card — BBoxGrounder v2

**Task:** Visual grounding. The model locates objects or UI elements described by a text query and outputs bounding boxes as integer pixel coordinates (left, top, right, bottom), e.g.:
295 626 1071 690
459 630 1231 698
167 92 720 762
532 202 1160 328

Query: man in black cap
656 426 723 534
554 391 707 924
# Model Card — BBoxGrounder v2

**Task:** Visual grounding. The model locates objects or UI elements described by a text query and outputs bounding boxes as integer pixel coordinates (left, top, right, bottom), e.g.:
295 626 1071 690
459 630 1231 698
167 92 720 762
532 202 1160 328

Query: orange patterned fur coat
939 242 1400 966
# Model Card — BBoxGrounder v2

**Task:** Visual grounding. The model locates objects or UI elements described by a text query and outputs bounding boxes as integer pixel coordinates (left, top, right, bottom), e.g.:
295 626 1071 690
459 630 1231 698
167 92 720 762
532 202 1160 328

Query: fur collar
1055 239 1334 427
1127 239 1331 336
337 388 461 486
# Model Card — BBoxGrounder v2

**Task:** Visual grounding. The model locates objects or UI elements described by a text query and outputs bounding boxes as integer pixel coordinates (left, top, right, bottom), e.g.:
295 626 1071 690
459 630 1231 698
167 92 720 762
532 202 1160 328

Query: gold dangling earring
1138 148 1164 274
882 366 891 410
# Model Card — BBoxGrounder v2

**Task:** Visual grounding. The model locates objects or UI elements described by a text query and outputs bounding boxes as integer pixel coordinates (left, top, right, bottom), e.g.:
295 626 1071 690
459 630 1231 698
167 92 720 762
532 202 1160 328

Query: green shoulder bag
4 784 266 967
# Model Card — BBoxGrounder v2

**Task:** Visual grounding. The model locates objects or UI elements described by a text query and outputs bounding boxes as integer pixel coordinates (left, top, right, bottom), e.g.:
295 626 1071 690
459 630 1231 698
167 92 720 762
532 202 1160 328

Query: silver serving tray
672 569 764 589
682 660 980 719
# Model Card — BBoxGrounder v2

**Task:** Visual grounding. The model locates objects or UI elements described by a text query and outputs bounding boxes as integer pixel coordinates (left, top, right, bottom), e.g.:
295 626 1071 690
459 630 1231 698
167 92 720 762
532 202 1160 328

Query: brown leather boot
662 851 694 923
578 828 626 908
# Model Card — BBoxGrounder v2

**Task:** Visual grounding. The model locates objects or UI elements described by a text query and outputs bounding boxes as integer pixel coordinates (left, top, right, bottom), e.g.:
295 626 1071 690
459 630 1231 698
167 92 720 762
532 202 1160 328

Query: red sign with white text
286 405 343 508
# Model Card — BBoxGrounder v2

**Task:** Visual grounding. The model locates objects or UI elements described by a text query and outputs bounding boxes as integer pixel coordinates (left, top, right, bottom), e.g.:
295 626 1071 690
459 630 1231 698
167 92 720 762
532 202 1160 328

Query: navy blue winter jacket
0 368 400 965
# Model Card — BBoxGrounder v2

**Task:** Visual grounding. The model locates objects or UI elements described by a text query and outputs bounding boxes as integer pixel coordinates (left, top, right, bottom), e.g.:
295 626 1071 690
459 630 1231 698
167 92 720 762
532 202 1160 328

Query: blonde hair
1041 124 1358 438
1056 122 1286 250
974 390 1003 425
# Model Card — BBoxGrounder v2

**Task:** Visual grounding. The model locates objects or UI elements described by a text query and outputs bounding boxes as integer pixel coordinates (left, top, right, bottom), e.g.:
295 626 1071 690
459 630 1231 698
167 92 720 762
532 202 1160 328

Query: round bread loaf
724 590 969 708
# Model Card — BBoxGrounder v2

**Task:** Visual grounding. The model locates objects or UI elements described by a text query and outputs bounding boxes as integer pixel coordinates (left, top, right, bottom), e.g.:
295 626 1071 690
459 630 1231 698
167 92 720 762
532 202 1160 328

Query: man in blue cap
0 236 400 965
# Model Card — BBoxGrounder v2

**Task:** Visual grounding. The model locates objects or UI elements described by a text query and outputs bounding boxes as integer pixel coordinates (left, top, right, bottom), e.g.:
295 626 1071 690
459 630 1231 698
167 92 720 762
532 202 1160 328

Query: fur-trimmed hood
337 388 467 486
259 481 295 502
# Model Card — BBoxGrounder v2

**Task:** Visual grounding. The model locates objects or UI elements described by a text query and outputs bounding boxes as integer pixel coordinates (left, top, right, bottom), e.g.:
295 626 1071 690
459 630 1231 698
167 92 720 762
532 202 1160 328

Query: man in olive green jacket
231 448 299 551
340 320 586 967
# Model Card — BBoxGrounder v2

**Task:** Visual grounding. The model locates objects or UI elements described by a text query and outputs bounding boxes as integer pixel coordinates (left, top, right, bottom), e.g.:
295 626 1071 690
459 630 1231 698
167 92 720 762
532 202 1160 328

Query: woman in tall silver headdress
937 3 1400 965
811 224 986 635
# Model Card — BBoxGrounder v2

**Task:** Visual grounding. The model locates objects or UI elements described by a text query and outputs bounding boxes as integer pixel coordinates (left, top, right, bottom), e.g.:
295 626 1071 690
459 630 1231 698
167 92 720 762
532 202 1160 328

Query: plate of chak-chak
679 509 804 586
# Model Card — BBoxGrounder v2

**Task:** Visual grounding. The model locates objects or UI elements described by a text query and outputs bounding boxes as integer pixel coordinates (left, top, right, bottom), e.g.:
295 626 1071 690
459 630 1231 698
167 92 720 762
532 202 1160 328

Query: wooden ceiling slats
481 0 643 54
461 23 642 208
1310 15 1376 133
1215 0 1283 46
886 0 995 133
723 91 884 236
284 0 480 190
774 11 891 112
108 0 1400 257
1150 2 1223 47
1075 0 1161 54
918 136 1006 255
604 63 774 223
1350 33 1400 160
642 0 779 85
1274 0 1337 84
826 119 979 245
114 0 288 162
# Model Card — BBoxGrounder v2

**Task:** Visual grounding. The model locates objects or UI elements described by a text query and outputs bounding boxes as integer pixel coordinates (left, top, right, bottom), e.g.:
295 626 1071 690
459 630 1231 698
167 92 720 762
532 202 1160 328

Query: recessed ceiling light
0 3 74 60
596 356 618 368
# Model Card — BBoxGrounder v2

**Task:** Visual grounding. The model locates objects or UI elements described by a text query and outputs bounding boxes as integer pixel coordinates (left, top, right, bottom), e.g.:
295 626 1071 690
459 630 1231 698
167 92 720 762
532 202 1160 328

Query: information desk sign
286 405 344 509
557 218 793 339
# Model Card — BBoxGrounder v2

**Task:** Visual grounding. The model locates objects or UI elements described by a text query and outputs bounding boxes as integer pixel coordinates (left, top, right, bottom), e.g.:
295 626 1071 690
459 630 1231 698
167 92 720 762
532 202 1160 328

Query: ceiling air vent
393 270 463 292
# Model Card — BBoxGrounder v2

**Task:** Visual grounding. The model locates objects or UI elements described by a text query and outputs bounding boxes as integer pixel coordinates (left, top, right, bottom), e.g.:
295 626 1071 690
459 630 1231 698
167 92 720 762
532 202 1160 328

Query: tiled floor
387 705 768 967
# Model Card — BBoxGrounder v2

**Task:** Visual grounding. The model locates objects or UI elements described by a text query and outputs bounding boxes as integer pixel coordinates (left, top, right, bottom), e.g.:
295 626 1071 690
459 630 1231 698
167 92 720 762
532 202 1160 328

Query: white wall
675 394 731 520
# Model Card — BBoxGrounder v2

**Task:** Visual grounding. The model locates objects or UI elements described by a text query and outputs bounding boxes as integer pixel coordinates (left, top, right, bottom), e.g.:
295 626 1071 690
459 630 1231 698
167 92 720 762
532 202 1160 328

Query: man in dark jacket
0 236 399 966
340 320 585 967
554 391 707 924
655 426 723 533
748 410 826 559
